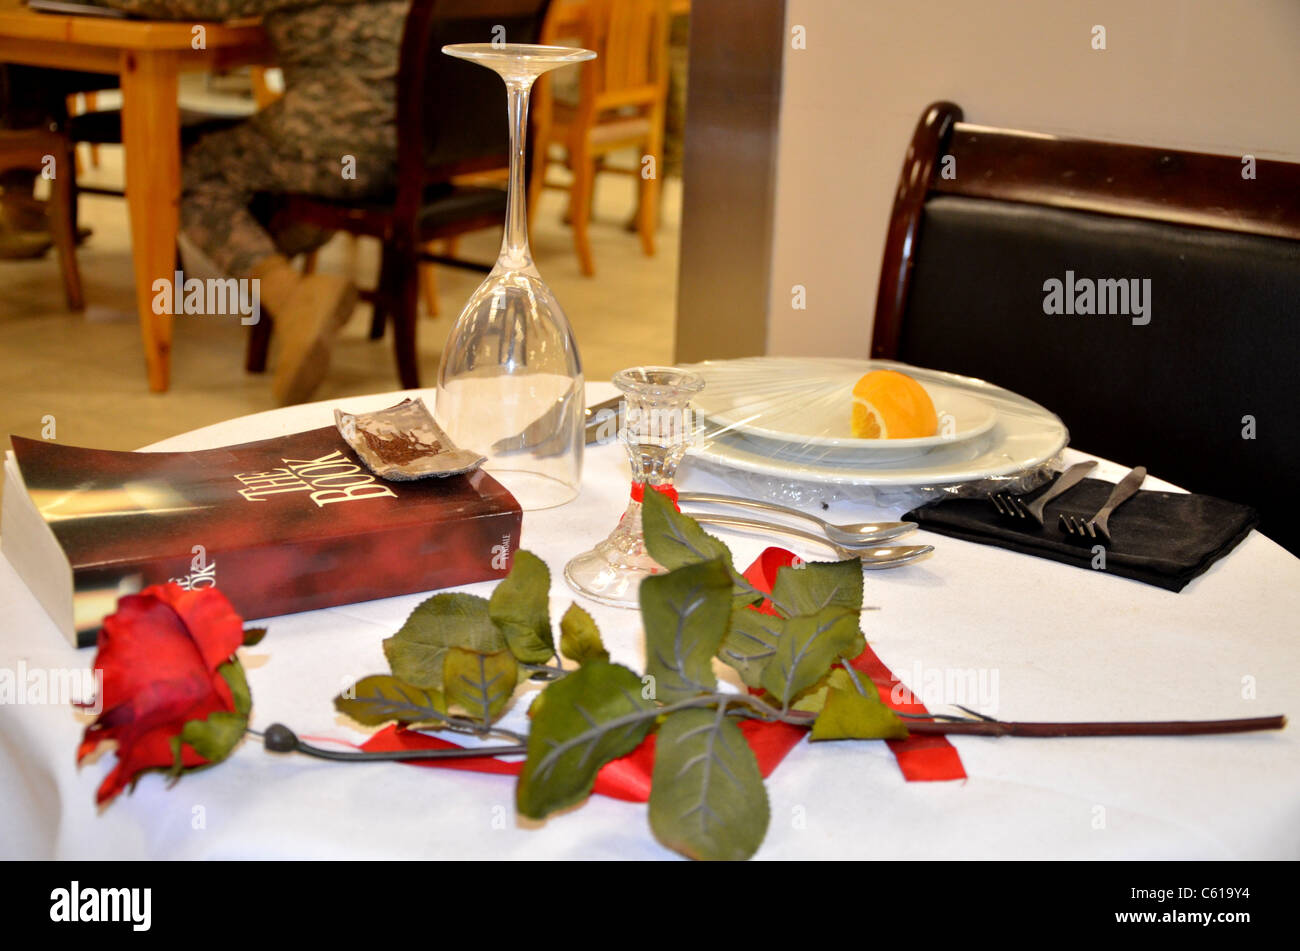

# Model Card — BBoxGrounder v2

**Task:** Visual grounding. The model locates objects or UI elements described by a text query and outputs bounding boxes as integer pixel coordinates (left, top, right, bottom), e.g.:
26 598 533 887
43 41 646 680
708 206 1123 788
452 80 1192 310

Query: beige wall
766 0 1300 357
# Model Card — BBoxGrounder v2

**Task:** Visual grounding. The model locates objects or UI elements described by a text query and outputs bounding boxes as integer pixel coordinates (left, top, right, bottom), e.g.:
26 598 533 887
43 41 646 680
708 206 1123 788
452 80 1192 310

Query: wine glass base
490 469 579 511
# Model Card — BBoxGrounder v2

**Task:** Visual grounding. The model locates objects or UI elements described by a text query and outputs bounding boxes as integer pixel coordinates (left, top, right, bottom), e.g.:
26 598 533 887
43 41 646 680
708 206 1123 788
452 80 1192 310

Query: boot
252 254 358 405
1 192 92 246
0 224 53 259
0 200 53 259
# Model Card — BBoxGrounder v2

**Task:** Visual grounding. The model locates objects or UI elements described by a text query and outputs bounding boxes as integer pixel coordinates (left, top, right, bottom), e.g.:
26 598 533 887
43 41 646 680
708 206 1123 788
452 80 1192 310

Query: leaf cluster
515 491 906 860
335 552 610 733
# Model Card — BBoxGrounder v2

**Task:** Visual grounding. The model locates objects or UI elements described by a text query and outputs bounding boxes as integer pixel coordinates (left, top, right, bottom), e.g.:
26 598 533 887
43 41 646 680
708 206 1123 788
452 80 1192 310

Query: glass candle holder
564 366 705 607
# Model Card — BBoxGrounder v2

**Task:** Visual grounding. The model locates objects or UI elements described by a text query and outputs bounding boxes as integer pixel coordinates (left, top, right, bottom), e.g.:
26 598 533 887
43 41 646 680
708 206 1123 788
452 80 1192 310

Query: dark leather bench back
897 195 1300 553
873 103 1300 554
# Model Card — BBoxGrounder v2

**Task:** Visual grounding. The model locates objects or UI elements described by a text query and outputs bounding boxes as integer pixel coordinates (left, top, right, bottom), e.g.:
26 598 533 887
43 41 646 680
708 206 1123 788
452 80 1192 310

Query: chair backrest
579 0 670 112
395 0 553 201
872 102 1300 554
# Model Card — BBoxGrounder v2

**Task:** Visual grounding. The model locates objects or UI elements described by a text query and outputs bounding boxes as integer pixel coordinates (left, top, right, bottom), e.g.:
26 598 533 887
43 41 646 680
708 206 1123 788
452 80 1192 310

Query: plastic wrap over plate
677 357 1069 510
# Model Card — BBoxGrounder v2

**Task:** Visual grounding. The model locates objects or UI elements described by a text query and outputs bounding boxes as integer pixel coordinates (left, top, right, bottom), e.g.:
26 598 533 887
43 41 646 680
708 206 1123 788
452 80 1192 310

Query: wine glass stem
500 79 535 271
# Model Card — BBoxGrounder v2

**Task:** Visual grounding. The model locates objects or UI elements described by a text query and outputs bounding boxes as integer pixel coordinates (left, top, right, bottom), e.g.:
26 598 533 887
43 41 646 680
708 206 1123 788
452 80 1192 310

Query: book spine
72 508 523 647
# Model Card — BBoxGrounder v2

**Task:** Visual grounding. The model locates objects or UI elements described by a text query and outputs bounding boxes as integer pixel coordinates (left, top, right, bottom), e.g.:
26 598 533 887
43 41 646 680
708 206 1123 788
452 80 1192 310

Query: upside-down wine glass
564 366 705 607
435 43 597 510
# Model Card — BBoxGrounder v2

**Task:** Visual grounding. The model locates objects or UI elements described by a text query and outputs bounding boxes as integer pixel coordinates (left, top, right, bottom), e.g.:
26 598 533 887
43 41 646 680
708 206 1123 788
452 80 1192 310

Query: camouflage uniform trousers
663 12 690 179
97 0 410 278
181 112 396 279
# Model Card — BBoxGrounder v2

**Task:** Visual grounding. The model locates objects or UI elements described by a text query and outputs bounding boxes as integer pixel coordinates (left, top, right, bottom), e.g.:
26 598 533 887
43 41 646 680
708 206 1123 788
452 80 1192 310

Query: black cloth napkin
903 477 1258 592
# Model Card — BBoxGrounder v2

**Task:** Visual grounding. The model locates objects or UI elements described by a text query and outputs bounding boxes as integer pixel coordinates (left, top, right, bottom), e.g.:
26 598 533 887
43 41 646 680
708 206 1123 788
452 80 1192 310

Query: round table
2 384 1297 859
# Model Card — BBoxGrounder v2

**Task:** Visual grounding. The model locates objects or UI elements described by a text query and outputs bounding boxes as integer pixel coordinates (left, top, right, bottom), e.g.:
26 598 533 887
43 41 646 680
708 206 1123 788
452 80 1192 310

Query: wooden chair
539 0 670 276
872 101 1300 553
251 0 554 388
0 127 82 310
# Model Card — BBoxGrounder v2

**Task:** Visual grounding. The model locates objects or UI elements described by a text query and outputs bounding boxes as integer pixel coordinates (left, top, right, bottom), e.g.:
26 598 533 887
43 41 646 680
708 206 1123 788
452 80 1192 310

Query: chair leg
370 305 389 339
528 152 547 237
419 260 439 318
84 92 101 168
245 313 272 372
48 144 84 311
570 146 596 276
391 244 421 388
417 238 461 319
371 246 392 340
66 95 85 177
419 238 444 319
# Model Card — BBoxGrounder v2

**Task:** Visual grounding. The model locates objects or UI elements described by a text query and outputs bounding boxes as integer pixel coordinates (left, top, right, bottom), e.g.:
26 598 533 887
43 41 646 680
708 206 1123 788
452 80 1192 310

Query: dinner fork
1058 465 1147 545
990 460 1097 527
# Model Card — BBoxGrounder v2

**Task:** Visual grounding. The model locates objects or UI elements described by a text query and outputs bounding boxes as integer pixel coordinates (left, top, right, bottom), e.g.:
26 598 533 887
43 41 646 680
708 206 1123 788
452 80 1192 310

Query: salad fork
1059 466 1147 545
990 460 1097 528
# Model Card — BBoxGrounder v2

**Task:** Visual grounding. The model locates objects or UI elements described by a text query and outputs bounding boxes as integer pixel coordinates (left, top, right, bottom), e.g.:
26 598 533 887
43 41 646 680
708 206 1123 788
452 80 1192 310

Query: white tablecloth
2 384 1297 859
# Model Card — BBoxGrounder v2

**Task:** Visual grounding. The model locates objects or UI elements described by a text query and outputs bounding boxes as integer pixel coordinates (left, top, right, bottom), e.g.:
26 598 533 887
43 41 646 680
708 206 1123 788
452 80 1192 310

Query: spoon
691 514 934 567
678 491 917 545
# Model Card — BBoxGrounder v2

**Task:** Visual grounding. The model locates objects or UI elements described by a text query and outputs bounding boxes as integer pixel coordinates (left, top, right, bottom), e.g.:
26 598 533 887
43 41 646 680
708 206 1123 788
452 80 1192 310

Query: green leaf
649 707 770 861
829 665 867 695
241 626 267 647
517 661 657 819
179 710 247 763
383 593 505 691
790 665 877 714
640 559 734 702
771 559 864 617
790 669 835 714
641 487 734 571
167 735 185 782
489 550 555 664
718 607 783 688
444 648 518 724
639 488 759 611
811 670 908 741
334 674 447 726
760 606 864 706
559 603 609 665
444 648 519 724
217 658 251 718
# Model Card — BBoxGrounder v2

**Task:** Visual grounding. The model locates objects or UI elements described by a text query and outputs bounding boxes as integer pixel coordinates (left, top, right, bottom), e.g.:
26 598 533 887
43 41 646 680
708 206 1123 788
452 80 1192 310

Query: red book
2 427 522 647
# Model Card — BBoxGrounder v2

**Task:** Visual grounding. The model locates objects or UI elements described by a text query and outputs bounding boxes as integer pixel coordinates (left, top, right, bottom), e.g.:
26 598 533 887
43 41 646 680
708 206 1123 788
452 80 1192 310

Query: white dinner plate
683 358 1068 487
686 356 997 455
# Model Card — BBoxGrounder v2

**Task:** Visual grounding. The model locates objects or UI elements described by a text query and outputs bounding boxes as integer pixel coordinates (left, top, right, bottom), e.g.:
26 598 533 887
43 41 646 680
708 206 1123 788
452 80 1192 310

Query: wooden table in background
0 4 271 393
548 0 689 35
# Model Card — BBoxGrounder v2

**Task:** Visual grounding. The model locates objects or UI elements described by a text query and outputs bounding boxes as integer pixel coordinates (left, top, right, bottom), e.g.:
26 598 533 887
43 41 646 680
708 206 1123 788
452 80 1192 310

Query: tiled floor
0 143 679 451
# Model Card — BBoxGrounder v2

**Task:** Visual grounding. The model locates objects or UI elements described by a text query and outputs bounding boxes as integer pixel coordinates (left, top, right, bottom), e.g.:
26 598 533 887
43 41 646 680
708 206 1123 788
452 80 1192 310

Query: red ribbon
743 548 966 782
628 482 679 506
361 546 965 794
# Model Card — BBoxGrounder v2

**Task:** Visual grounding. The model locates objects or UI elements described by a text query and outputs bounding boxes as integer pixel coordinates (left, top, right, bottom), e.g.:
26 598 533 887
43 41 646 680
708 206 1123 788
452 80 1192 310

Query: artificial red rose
79 583 248 804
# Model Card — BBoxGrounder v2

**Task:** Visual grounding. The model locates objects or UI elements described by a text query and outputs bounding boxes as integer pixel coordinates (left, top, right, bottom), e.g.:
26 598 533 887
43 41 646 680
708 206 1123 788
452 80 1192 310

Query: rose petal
93 595 213 728
147 584 245 672
94 723 209 805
